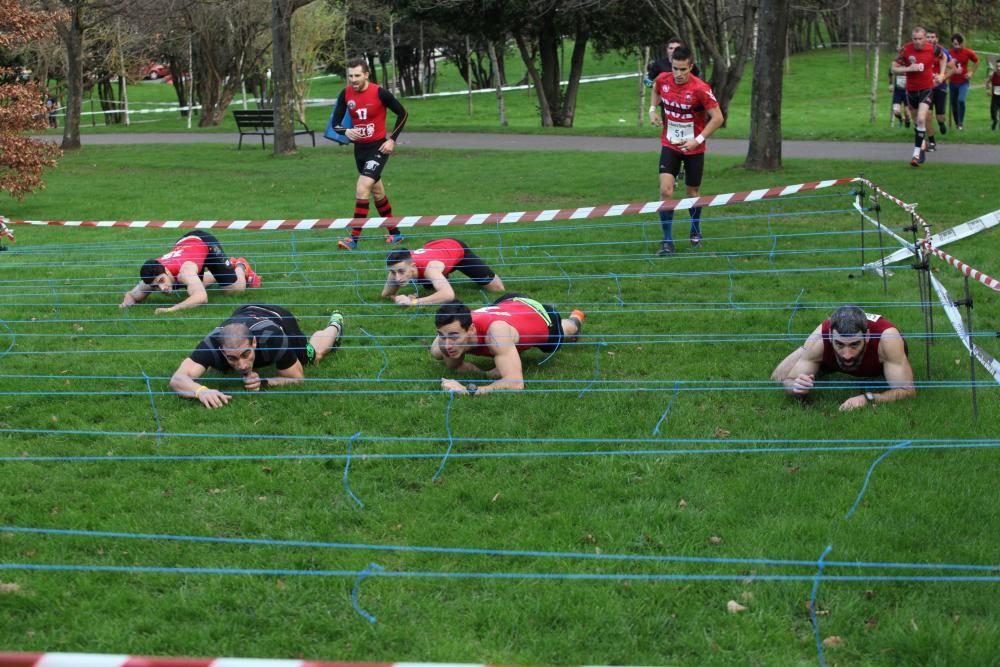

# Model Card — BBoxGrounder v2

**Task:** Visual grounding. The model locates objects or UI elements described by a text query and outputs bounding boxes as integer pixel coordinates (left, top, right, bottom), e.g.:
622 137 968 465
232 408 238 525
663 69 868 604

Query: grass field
52 47 1000 144
1 143 999 665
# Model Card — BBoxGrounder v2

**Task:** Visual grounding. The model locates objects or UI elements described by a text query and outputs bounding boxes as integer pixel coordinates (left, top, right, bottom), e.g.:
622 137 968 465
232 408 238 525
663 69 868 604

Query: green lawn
1 144 999 665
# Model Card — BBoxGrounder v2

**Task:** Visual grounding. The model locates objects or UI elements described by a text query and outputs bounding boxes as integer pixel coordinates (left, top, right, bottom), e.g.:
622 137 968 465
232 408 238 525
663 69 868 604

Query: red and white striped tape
0 654 572 667
921 240 1000 292
5 178 855 232
854 177 932 238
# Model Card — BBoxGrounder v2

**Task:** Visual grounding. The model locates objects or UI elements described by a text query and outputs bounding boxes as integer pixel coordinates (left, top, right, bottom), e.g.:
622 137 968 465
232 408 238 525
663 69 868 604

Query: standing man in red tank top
331 58 408 250
892 26 948 167
382 238 505 306
431 296 586 395
771 305 916 411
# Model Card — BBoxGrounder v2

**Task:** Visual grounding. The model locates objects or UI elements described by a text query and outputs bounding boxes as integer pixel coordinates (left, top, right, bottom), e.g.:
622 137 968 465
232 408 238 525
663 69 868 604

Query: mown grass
1 144 999 665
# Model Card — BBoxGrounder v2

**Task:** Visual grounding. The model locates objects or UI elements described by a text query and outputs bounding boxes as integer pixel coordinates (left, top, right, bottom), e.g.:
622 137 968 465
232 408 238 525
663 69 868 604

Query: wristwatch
864 391 875 404
260 378 270 389
466 383 478 395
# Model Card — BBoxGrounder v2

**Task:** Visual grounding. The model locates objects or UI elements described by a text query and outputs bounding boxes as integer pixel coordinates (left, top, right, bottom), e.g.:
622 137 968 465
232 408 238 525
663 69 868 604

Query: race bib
994 85 1000 95
895 75 906 88
355 122 376 139
667 119 694 144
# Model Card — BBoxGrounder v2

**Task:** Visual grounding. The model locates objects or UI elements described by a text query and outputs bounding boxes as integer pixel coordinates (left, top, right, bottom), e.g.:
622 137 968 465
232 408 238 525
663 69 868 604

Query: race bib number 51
667 119 694 144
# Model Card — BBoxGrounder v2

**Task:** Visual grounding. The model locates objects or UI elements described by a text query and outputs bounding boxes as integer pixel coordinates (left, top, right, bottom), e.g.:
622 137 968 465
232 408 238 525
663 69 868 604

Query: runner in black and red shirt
649 46 724 257
331 58 408 250
120 230 261 315
382 238 505 306
988 59 1000 131
924 29 954 150
431 296 585 395
168 304 345 409
892 26 948 167
770 305 915 411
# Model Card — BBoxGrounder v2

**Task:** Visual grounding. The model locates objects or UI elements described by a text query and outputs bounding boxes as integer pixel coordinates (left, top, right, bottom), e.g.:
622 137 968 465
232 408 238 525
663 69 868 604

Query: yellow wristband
195 386 208 398
411 296 418 305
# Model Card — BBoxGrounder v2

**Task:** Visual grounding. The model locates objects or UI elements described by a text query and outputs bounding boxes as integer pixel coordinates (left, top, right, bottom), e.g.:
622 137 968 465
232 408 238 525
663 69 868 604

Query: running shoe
327 310 344 332
927 138 937 152
569 309 585 333
233 257 261 288
690 232 702 247
656 241 676 256
919 144 927 163
939 121 947 134
337 236 358 250
385 232 404 244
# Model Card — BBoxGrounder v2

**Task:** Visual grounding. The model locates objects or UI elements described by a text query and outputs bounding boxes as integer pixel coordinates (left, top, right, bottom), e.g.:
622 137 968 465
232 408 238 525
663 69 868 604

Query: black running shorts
659 147 706 188
354 140 390 181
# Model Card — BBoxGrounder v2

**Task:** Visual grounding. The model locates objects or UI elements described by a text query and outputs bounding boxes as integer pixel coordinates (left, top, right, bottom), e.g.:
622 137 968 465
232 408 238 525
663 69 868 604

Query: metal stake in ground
954 274 978 420
906 217 933 380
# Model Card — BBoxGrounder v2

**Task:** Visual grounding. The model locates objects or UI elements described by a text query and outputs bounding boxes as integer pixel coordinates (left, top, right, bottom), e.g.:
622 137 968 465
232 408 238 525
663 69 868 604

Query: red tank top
157 235 208 275
820 314 898 378
896 43 940 91
344 83 388 143
470 299 552 357
412 239 464 278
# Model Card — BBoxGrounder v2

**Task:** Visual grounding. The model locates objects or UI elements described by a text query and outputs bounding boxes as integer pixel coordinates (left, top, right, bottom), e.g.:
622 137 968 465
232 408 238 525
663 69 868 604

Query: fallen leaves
713 427 731 439
0 582 21 594
726 600 748 614
822 636 845 648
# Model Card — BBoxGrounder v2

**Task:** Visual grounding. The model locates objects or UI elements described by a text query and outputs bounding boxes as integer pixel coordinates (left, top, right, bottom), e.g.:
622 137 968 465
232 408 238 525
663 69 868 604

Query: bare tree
645 0 757 122
745 0 790 171
868 0 882 123
40 0 126 150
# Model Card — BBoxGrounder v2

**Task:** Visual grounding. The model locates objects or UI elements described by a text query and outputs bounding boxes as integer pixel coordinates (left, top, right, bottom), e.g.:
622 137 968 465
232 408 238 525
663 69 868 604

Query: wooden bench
233 109 316 150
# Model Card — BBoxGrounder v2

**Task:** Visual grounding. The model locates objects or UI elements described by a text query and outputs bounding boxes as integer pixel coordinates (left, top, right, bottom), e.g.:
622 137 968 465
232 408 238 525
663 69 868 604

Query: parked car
142 63 171 81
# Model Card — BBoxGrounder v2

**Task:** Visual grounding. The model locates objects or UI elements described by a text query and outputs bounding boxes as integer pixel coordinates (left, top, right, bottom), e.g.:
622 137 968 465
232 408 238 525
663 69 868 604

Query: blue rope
8 524 999 572
343 430 365 508
2 562 999 583
358 327 389 380
0 318 15 359
810 544 834 667
845 440 912 519
350 562 384 623
140 369 162 448
651 382 681 436
609 273 624 305
577 341 607 398
432 391 457 481
787 288 806 336
544 251 573 294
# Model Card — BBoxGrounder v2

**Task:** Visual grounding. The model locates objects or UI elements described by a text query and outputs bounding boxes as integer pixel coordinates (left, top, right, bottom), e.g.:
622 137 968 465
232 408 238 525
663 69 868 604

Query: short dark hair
667 37 685 47
386 248 412 267
951 32 964 44
829 305 868 336
671 46 693 64
435 301 472 330
347 57 369 73
140 259 166 284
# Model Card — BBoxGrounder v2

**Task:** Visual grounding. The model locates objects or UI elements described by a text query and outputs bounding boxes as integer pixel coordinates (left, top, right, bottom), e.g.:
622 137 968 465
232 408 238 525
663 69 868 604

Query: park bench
233 109 315 150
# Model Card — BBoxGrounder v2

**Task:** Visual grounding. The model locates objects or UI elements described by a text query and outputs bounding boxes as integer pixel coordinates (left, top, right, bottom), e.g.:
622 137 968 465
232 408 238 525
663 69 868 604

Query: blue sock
659 210 674 244
690 207 702 236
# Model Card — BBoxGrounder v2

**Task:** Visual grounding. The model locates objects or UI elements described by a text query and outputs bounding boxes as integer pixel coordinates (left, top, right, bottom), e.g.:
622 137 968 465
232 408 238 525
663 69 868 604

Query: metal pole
857 180 866 269
872 189 888 294
908 218 931 379
956 274 978 419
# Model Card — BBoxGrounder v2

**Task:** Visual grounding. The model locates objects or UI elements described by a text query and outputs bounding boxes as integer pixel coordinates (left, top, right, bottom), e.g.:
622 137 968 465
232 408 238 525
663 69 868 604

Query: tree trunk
558 18 588 128
487 40 507 127
58 7 84 150
895 0 905 50
537 10 561 125
868 0 882 123
745 0 790 171
513 32 552 127
270 0 310 155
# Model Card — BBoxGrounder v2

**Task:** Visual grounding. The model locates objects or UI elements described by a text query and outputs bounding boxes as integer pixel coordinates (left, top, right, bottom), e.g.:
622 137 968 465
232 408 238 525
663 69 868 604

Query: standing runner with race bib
649 45 725 257
331 58 409 250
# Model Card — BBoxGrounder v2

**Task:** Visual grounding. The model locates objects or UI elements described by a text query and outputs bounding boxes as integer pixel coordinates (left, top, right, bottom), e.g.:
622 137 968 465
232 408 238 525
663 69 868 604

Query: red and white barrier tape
5 178 855 232
921 240 1000 292
0 218 15 243
854 177 932 238
929 274 1000 384
863 208 1000 273
0 654 577 667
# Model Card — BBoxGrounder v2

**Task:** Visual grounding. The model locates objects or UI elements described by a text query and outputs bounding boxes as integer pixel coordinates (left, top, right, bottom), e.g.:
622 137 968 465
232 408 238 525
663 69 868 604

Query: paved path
35 131 999 164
